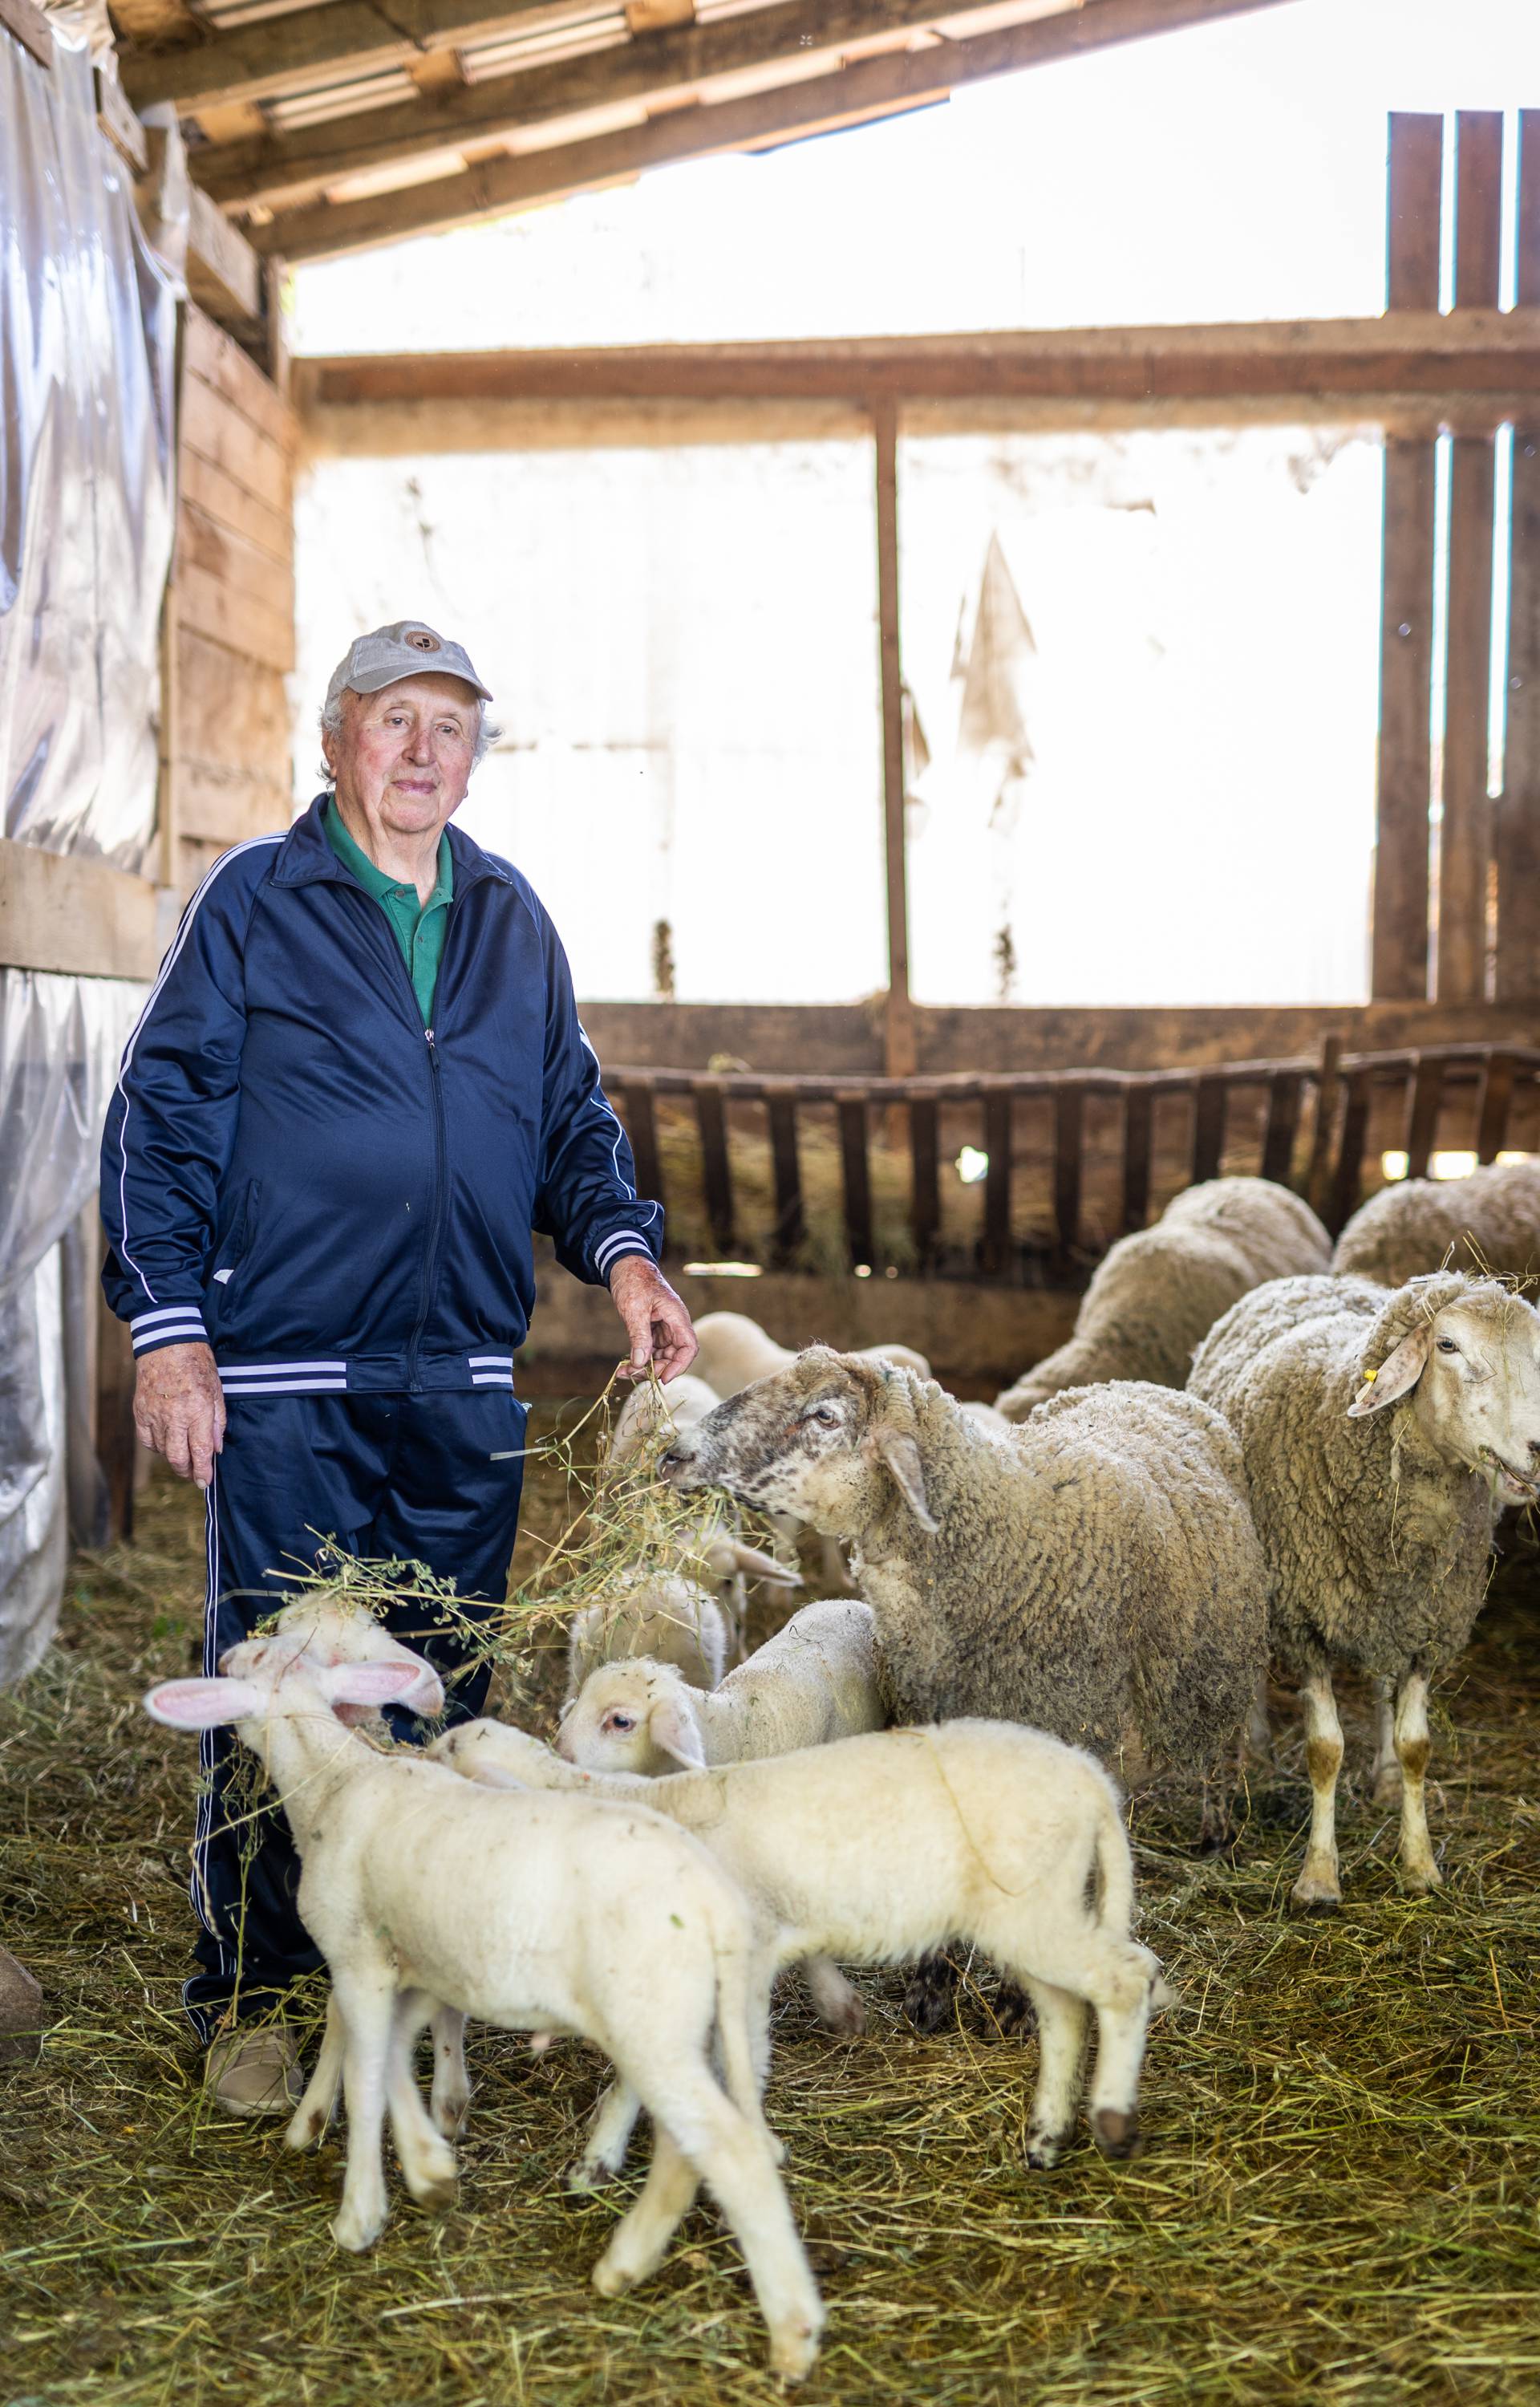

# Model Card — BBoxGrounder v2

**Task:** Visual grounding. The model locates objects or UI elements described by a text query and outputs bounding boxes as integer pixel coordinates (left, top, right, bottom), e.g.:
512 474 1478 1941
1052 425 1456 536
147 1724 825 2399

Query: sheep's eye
807 1404 839 1427
1437 1337 1459 1354
606 1711 635 1733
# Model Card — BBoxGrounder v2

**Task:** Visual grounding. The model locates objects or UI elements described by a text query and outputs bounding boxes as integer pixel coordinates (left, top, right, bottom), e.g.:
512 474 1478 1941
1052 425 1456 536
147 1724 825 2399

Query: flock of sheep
141 1159 1540 2380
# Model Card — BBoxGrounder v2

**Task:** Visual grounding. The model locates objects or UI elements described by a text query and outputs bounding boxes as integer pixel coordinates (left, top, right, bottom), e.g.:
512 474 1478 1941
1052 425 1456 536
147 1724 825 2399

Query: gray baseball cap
325 619 492 708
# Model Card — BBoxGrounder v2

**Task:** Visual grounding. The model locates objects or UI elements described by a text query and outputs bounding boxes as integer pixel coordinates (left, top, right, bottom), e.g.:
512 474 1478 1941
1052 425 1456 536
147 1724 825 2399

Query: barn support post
873 400 918 1082
1372 112 1442 1002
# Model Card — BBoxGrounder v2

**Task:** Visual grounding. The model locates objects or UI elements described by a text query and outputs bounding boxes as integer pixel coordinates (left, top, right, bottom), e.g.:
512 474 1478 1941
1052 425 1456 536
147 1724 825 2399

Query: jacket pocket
204 1180 261 1333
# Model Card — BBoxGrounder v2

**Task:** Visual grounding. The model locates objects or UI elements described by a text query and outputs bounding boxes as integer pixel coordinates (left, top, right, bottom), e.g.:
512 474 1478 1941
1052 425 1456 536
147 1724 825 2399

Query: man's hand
608 1256 698 1385
134 1342 227 1489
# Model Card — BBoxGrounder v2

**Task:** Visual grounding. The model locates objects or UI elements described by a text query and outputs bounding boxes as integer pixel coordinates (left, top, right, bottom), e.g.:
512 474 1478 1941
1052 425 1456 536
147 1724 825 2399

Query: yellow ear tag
1362 1367 1377 1382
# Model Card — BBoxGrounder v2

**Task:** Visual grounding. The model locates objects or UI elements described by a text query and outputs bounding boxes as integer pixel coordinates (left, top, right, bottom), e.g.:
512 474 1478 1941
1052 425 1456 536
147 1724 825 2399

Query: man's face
324 672 480 842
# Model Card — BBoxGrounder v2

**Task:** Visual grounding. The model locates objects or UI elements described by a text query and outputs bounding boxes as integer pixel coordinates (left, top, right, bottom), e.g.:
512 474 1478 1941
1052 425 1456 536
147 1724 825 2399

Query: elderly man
99 621 694 2112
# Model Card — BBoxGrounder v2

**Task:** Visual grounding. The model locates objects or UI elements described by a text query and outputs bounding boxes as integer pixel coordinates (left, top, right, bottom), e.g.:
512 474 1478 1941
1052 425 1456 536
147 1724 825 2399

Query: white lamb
436 1714 1173 2188
566 1569 728 1699
561 1599 884 1776
144 1638 824 2379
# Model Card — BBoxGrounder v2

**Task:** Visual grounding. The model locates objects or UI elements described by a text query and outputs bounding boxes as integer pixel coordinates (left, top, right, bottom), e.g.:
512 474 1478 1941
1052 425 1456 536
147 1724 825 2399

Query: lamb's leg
1244 1670 1274 1769
903 1950 960 2035
1291 1670 1344 1910
384 1992 459 2209
1084 1949 1162 2160
428 2006 471 2136
286 1990 345 2152
595 2072 824 2384
801 1954 865 2036
565 2076 644 2190
330 1971 397 2252
1392 1669 1442 1894
1370 1677 1403 1807
1021 1978 1086 2170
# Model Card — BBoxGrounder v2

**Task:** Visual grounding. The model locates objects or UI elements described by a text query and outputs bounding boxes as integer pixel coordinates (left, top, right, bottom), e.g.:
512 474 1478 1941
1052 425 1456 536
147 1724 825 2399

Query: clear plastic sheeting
899 425 1384 1007
0 21 178 869
0 972 139 1687
0 1246 67 1691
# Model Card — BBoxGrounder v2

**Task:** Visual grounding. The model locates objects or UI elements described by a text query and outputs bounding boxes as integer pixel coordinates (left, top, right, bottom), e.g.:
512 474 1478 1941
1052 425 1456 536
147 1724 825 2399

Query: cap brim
350 664 493 703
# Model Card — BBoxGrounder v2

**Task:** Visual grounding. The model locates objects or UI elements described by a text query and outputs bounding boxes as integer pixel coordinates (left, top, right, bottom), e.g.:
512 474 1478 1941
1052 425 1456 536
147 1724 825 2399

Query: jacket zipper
403 889 466 1388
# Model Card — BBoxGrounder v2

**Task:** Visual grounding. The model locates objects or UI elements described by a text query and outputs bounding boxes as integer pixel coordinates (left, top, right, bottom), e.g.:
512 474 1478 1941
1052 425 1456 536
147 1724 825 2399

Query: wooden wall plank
1438 113 1504 1005
177 497 296 622
1441 433 1497 1001
1497 112 1540 1003
184 306 300 454
180 374 294 516
1387 113 1443 310
1373 440 1437 998
0 840 160 979
1372 113 1443 1003
178 447 292 566
176 560 296 672
873 403 915 1080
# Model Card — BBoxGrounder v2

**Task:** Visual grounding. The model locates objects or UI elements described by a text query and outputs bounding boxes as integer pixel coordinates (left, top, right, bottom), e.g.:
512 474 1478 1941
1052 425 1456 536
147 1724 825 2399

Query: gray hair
317 687 500 786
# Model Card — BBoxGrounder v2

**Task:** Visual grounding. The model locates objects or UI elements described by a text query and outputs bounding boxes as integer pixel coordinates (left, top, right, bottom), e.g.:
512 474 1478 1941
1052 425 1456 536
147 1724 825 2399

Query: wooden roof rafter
115 0 1302 255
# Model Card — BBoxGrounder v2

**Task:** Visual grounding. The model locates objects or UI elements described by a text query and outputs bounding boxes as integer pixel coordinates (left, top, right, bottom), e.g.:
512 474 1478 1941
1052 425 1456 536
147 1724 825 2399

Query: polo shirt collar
322 797 453 910
271 795 513 891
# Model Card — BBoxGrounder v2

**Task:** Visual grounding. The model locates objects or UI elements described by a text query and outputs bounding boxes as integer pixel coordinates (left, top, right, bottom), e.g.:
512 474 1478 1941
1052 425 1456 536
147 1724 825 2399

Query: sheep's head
269 1597 446 1715
143 1636 424 1747
660 1346 938 1544
557 1658 706 1776
1348 1273 1540 1504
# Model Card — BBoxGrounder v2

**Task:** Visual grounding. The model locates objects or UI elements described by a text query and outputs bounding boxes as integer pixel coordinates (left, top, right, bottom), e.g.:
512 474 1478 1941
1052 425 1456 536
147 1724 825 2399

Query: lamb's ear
649 1695 707 1769
144 1677 264 1730
319 1660 425 1710
872 1426 938 1533
727 1540 802 1588
1348 1323 1433 1417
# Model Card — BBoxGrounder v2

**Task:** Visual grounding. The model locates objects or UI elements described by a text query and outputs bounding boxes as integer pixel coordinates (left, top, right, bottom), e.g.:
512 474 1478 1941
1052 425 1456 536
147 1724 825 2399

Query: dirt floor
3 1412 1539 2407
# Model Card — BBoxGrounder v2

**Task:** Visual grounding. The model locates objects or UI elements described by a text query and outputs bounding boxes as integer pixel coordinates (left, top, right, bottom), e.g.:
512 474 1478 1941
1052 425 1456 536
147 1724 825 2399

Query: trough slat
693 1082 736 1254
982 1089 1012 1274
909 1095 939 1267
1474 1050 1516 1163
1261 1070 1303 1187
1327 1068 1372 1234
838 1097 874 1270
1191 1072 1227 1183
765 1088 804 1266
1053 1083 1084 1260
1402 1053 1445 1179
1121 1082 1152 1233
620 1079 665 1224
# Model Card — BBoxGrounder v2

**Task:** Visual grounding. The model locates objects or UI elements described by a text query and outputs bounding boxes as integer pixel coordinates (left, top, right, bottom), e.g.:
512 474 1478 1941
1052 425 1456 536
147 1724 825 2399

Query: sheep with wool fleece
142 1637 823 2378
602 1371 804 1644
1332 1160 1540 1291
561 1599 885 1778
660 1351 1269 1789
691 1311 930 1400
995 1176 1331 1421
434 1712 1172 2184
1189 1268 1540 1908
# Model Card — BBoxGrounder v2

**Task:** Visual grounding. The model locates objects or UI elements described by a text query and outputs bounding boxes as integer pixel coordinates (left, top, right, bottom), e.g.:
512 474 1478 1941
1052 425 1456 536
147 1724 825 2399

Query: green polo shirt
323 798 453 1027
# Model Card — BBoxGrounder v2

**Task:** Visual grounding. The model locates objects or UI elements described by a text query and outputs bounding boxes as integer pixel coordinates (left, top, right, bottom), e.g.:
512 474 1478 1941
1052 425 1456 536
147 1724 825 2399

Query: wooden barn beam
0 842 164 982
294 312 1540 404
194 0 1294 214
187 182 263 327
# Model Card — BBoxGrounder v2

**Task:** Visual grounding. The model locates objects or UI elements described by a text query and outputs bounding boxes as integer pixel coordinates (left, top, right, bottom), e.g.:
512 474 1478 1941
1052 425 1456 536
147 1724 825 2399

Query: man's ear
144 1677 264 1730
870 1425 938 1533
649 1695 707 1769
1348 1323 1433 1417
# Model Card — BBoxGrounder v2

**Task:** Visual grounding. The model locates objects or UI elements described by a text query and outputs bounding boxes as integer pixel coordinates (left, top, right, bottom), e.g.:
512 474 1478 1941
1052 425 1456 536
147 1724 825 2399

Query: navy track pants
184 1387 527 2043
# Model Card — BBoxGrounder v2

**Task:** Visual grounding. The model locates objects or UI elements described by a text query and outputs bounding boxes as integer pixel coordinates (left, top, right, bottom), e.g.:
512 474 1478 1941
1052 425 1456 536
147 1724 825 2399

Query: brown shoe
205 2024 303 2117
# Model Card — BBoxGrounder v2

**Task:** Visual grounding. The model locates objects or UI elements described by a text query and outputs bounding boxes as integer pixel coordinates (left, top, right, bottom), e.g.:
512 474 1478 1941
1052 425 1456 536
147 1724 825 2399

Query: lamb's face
659 1350 890 1537
267 1598 445 1719
1352 1287 1540 1504
557 1660 703 1774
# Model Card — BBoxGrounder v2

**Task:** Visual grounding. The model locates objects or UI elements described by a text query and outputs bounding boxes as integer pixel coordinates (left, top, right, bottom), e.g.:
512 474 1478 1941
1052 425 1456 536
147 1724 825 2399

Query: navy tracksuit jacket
99 797 662 2036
